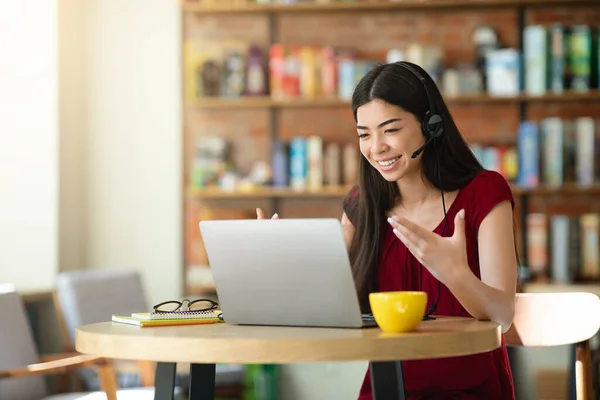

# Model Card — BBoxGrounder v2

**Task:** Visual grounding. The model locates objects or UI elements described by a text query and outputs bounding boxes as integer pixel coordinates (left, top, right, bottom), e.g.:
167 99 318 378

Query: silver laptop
199 218 377 328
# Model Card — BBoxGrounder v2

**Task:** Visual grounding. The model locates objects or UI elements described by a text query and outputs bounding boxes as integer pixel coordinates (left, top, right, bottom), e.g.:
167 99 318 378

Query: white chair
506 292 600 400
55 269 243 398
54 269 154 390
0 286 157 400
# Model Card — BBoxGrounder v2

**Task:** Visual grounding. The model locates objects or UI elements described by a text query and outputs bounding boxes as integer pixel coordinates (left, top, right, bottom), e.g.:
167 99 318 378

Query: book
131 309 222 321
569 25 592 92
523 25 547 96
517 121 540 188
541 117 564 187
111 314 223 327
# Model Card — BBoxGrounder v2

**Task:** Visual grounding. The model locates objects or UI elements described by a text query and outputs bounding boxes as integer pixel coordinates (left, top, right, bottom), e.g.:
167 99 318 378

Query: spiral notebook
111 314 222 327
131 309 222 321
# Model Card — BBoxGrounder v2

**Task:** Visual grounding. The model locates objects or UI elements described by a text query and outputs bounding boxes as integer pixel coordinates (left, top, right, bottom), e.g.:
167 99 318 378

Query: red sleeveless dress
343 170 516 400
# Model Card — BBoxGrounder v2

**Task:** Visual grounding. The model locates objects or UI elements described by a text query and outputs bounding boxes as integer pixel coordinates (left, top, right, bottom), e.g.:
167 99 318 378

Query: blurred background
1 0 599 399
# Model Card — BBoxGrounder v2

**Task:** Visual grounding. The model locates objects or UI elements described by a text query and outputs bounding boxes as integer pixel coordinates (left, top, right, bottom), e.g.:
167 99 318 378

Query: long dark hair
349 62 486 312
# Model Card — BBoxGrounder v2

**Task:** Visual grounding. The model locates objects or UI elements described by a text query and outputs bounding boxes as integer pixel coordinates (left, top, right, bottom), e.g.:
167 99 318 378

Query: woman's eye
385 128 399 134
358 133 369 139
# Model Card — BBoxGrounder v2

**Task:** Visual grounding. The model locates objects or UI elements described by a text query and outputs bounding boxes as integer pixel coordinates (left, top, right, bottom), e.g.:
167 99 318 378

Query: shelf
182 0 596 14
525 90 600 102
187 96 348 109
187 185 353 200
186 184 600 200
523 282 600 298
512 184 600 196
187 91 600 109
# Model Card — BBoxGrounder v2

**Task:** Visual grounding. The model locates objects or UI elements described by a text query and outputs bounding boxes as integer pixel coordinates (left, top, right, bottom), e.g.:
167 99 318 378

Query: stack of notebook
111 309 223 327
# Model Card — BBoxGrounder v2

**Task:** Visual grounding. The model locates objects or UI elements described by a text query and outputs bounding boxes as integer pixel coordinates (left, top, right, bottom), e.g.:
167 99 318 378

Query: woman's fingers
257 208 279 219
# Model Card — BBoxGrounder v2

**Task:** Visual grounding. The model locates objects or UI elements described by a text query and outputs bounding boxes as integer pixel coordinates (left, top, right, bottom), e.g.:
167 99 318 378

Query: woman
343 61 518 399
257 61 518 399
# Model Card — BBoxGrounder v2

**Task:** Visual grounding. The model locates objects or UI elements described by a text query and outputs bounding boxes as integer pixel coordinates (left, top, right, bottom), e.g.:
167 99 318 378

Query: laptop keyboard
362 313 375 322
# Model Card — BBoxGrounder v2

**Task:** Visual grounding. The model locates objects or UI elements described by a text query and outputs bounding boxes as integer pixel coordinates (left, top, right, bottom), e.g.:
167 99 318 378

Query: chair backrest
55 269 149 345
506 292 600 347
0 287 48 400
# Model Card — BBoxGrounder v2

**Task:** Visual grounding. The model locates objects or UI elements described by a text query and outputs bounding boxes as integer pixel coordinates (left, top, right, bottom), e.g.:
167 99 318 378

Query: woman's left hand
387 209 469 284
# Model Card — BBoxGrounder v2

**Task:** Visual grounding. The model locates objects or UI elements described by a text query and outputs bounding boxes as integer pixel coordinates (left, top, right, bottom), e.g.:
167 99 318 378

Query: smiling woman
341 62 519 400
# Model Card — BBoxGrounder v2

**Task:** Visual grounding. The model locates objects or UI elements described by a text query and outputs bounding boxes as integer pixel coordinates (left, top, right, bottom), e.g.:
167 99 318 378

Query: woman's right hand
256 208 279 220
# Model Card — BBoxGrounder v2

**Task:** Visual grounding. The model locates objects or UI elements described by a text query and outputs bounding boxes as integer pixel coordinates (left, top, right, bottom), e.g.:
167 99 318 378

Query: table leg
188 363 216 400
370 361 406 400
154 362 176 400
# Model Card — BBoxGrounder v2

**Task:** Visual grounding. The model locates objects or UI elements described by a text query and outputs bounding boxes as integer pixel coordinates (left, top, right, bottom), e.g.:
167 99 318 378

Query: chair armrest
0 353 109 379
38 352 88 363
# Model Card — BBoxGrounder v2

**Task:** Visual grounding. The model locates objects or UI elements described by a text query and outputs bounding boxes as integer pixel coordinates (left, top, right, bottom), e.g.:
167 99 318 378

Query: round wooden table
76 317 501 400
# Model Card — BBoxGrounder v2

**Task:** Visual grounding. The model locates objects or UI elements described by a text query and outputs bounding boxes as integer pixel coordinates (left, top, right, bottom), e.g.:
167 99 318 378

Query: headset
394 61 445 159
394 61 446 320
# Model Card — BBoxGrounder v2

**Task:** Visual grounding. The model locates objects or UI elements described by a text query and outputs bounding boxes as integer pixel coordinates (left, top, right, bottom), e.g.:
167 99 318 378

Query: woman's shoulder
464 169 513 192
460 169 516 229
342 184 360 226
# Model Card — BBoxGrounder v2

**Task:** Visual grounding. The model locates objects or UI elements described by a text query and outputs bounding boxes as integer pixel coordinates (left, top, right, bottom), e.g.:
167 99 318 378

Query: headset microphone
411 135 434 159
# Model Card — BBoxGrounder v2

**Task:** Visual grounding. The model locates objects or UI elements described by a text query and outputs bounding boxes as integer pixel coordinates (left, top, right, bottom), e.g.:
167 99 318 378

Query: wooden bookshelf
181 0 600 307
186 183 600 200
526 90 600 103
512 184 600 196
187 96 348 109
187 91 600 109
183 0 596 14
186 185 352 200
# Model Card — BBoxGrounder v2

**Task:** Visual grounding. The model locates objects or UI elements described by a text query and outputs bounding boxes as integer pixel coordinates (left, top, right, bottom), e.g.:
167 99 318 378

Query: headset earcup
421 115 431 138
426 113 444 138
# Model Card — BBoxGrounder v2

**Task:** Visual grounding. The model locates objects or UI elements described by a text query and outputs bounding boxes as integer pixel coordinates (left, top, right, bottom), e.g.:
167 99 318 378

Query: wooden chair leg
97 360 118 400
575 340 594 400
138 360 156 387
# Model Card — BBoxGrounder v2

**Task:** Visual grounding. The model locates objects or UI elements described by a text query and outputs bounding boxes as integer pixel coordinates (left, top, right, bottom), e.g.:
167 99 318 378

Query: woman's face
356 98 426 182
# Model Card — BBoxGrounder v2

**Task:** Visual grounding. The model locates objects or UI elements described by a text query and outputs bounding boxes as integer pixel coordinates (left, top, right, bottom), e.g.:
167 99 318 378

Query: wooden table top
75 317 501 364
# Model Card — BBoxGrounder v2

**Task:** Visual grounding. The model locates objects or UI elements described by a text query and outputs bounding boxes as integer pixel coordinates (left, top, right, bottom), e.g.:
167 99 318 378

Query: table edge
75 319 502 364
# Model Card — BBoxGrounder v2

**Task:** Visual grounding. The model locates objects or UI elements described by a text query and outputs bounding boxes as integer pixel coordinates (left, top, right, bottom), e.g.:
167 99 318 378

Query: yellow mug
369 291 428 333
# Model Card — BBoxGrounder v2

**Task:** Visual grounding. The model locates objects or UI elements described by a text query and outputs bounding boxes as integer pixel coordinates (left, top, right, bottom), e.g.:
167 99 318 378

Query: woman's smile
374 155 401 171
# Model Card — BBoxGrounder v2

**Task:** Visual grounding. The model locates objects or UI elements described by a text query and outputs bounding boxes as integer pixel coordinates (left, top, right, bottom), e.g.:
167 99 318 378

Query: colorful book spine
550 215 570 283
549 24 566 93
271 140 289 187
527 213 548 277
580 214 600 279
517 121 540 188
269 44 285 99
343 143 358 185
541 117 564 187
569 25 592 91
324 142 341 186
562 119 577 183
337 54 355 100
575 117 595 186
597 27 600 89
524 25 548 96
306 135 323 190
289 136 307 190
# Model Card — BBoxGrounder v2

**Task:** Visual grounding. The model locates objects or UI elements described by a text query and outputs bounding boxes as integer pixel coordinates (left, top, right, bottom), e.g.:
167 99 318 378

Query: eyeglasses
153 298 219 313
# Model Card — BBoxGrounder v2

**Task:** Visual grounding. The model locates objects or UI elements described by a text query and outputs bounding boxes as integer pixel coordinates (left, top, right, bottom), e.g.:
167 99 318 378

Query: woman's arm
445 200 517 333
